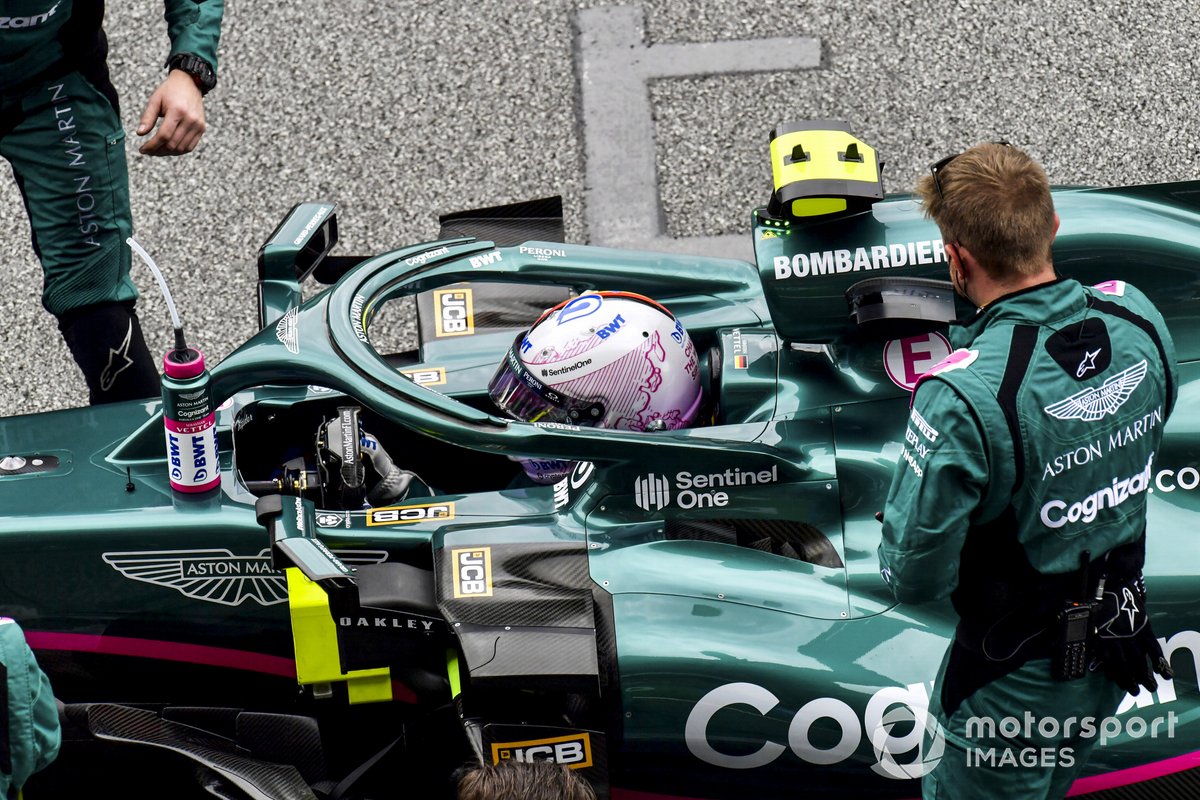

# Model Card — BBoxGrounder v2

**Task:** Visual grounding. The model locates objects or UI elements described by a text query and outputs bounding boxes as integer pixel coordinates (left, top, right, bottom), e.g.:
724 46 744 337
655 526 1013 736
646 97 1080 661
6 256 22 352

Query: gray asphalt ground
3 0 1199 413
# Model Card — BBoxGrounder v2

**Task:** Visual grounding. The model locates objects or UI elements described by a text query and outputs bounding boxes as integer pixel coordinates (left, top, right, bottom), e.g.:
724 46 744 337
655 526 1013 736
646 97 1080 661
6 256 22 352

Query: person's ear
945 242 959 271
955 242 984 281
951 243 972 281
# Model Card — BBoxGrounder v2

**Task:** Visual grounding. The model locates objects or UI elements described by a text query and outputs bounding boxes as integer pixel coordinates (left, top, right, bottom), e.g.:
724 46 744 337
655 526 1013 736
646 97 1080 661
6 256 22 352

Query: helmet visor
488 336 575 425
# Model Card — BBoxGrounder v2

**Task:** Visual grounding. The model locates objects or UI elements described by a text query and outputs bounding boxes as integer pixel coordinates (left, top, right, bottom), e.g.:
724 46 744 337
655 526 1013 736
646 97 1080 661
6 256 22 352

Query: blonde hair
456 761 598 800
915 142 1056 278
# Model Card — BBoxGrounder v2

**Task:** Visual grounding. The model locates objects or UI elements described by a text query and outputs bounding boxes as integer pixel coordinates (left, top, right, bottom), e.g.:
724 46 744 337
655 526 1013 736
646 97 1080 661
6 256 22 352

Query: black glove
1089 573 1173 695
360 432 414 506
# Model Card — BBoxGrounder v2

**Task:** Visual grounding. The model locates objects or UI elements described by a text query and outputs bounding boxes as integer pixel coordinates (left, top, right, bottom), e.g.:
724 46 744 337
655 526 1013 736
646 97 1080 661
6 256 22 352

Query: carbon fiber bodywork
85 704 317 800
437 539 599 688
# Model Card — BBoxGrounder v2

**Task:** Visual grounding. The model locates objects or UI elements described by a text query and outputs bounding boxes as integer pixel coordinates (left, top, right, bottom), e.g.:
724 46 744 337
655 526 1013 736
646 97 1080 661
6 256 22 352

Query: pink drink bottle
162 345 220 493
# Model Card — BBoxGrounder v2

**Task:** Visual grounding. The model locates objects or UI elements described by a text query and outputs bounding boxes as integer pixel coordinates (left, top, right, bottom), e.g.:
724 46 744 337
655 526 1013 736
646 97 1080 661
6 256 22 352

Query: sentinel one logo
634 473 671 511
452 547 493 598
492 733 593 769
541 359 592 378
685 681 943 779
634 466 779 511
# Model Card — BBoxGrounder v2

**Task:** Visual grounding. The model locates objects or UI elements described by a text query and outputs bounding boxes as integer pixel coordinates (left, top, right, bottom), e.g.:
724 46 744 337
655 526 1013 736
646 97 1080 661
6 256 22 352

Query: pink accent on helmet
520 294 701 431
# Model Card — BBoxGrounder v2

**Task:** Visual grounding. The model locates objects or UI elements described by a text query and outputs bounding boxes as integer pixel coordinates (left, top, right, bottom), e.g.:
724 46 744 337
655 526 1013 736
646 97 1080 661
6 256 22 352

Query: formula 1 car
4 123 1199 799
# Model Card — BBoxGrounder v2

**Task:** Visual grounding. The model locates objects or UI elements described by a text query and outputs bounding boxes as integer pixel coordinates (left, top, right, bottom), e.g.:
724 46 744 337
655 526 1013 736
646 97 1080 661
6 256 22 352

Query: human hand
1089 574 1173 695
137 70 207 156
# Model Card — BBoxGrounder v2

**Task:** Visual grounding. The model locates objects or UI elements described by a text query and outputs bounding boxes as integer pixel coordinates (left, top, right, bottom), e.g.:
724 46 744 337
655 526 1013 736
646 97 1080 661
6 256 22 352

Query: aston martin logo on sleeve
1043 360 1148 421
102 548 388 606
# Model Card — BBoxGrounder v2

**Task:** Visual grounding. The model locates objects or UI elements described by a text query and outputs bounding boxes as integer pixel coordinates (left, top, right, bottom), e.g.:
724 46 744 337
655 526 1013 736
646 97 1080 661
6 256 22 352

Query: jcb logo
491 733 593 770
434 288 474 337
367 502 455 526
400 367 447 386
452 547 493 598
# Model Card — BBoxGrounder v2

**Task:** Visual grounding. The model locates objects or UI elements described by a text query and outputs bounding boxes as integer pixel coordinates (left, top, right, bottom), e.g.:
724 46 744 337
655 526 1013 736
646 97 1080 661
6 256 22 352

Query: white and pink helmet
489 291 703 482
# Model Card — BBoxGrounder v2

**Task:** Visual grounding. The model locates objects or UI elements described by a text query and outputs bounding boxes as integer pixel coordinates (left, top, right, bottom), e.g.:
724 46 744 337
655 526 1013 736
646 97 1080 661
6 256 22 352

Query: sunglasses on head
929 140 1013 199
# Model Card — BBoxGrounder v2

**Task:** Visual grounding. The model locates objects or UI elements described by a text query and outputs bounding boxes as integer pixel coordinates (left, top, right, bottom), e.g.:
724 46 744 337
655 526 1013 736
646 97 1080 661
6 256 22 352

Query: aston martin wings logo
1043 360 1148 421
275 307 300 354
102 548 388 606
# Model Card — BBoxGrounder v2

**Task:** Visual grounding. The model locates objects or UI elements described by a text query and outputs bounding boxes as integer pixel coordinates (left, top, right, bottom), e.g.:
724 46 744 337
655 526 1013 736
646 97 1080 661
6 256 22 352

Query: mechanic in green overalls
1 617 60 799
878 142 1177 798
1 1 222 404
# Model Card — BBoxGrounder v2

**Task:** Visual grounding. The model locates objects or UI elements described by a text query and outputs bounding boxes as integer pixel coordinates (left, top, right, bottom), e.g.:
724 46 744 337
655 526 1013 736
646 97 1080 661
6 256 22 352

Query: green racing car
2 123 1199 799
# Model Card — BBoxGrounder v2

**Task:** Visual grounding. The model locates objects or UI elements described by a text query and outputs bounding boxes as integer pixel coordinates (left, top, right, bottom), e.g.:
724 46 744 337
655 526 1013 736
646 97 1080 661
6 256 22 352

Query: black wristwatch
164 52 217 96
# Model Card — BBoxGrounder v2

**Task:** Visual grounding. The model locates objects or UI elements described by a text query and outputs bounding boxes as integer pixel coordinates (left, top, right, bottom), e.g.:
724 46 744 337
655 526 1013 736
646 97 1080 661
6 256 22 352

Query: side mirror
256 202 339 328
846 277 957 340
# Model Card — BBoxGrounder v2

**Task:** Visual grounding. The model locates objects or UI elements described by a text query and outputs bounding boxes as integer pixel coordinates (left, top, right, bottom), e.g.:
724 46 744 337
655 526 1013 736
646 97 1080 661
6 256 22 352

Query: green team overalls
0 0 222 403
0 617 60 798
879 278 1178 798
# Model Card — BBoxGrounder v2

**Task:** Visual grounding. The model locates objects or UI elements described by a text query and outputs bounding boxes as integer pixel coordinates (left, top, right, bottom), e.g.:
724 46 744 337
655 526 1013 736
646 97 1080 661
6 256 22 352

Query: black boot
59 301 160 405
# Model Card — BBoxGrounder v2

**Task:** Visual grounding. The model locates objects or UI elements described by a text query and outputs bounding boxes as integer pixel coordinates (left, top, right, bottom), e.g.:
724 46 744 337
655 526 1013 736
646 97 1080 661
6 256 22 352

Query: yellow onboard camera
767 121 884 218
